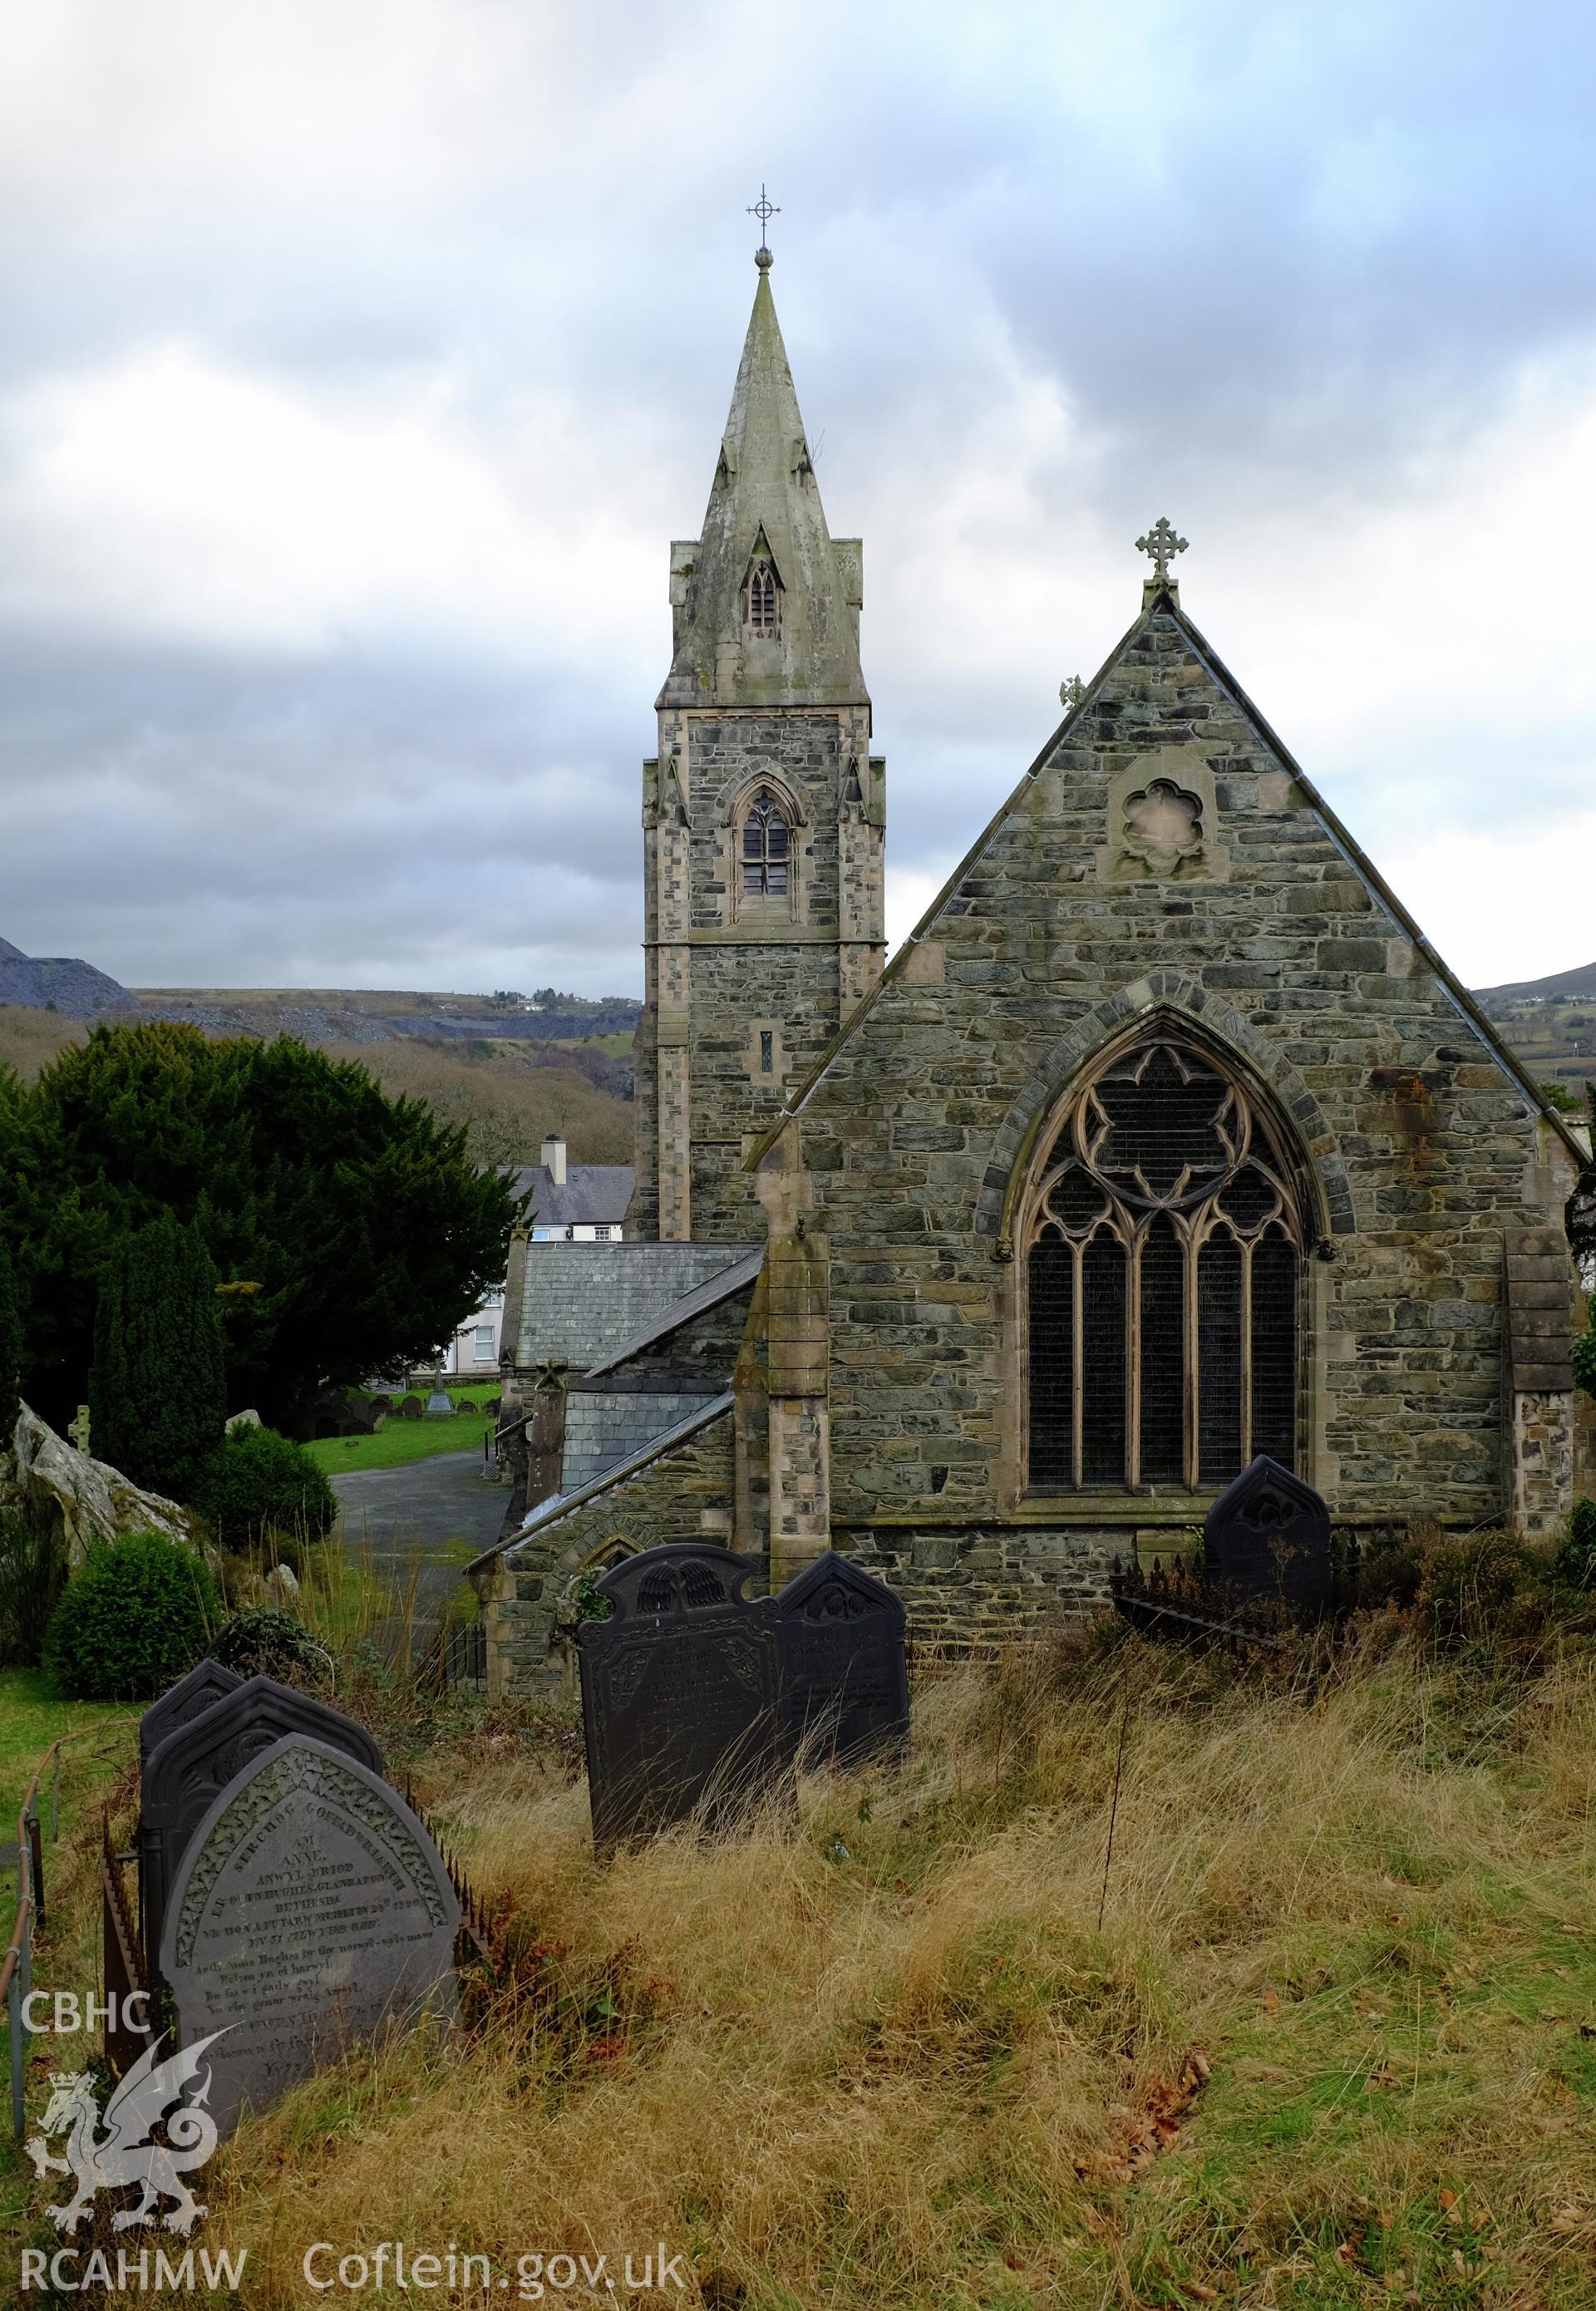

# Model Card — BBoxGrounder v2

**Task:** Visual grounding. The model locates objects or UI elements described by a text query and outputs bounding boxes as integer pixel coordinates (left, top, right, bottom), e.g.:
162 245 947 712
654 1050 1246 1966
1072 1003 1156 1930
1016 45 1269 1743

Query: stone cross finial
1135 517 1188 582
1059 675 1085 712
747 184 780 269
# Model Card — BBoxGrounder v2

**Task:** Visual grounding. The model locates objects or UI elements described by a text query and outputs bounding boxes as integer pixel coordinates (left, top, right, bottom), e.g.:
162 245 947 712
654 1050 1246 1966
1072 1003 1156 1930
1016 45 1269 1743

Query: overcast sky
1 0 1593 996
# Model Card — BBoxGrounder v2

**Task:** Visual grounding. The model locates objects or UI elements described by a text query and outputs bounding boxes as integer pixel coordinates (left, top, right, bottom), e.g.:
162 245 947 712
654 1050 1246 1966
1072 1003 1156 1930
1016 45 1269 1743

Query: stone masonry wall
781 597 1579 1547
634 703 879 1244
479 1407 739 1695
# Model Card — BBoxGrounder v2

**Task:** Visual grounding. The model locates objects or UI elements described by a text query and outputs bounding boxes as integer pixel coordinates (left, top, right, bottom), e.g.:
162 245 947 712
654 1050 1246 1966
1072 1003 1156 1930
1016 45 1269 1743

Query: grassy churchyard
302 1382 502 1476
5 1620 1596 2308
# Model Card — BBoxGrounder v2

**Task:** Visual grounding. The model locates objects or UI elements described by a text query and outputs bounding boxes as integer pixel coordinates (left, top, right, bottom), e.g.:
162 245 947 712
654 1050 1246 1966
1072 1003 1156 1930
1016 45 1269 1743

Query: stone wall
633 705 883 1244
773 593 1583 1548
476 1404 737 1695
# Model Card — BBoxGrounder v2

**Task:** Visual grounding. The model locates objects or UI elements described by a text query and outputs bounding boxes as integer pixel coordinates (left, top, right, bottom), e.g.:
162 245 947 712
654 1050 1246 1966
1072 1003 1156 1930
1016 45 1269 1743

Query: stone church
473 252 1588 1692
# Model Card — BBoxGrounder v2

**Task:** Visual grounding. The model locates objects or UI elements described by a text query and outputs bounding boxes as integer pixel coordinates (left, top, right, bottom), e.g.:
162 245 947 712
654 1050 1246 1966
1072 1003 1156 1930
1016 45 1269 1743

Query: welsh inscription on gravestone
578 1545 785 1851
1204 1454 1332 1610
160 1733 459 2137
140 1677 382 1976
775 1551 909 1766
138 1658 244 1767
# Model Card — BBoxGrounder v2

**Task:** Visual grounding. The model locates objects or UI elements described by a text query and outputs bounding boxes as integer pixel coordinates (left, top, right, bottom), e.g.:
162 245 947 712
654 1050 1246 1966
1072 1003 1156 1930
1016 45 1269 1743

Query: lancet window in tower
743 556 780 638
741 795 791 898
1023 1034 1302 1492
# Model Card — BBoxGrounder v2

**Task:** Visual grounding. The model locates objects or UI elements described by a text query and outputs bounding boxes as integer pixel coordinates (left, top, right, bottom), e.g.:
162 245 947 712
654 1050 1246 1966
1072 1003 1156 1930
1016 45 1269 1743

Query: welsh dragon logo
26 2032 225 2235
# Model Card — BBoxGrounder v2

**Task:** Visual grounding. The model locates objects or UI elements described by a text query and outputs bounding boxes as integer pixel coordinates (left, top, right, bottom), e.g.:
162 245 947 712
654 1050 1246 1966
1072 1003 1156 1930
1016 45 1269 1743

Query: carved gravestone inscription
139 1658 244 1767
1204 1455 1332 1610
775 1552 909 1766
577 1545 785 1851
160 1733 458 2137
141 1678 382 1975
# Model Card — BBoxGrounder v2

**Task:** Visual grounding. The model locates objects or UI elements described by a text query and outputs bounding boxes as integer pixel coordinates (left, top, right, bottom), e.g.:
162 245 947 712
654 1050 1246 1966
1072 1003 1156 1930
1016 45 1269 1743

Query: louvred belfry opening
741 794 791 897
1023 1034 1303 1491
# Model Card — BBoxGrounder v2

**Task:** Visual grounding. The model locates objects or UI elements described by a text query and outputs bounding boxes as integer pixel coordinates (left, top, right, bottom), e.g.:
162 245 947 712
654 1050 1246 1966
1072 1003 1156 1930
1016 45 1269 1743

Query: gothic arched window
1024 1035 1302 1491
744 558 780 637
741 793 791 898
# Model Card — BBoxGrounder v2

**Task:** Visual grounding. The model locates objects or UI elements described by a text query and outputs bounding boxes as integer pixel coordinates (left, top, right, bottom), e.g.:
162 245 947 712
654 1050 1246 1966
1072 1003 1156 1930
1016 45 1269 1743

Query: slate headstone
775 1551 909 1766
160 1732 459 2137
398 1395 423 1420
138 1658 245 1768
1204 1454 1332 1610
577 1545 786 1851
140 1676 382 1975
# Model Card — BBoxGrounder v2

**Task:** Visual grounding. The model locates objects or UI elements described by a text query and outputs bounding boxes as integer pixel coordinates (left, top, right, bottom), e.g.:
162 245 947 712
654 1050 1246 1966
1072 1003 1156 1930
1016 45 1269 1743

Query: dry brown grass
0 1003 88 1081
332 1037 633 1168
185 1635 1596 2309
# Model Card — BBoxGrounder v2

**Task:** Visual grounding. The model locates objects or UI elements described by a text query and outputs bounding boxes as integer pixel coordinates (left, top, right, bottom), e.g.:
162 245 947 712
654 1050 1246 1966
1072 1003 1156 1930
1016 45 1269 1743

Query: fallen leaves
1081 2049 1212 2184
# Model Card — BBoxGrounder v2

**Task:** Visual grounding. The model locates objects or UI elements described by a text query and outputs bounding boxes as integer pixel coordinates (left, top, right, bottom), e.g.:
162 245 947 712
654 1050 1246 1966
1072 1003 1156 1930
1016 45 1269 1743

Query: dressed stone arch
981 979 1352 1499
716 764 808 921
978 972 1354 1261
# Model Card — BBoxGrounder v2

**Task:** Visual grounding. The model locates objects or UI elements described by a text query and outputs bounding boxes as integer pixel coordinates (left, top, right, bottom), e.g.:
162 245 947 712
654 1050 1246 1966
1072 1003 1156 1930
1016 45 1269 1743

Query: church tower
633 246 886 1241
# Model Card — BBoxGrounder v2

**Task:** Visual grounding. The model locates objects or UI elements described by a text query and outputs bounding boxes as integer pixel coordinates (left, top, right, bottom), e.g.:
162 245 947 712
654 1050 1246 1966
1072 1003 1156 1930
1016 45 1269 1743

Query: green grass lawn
0 1668 137 1824
303 1382 501 1476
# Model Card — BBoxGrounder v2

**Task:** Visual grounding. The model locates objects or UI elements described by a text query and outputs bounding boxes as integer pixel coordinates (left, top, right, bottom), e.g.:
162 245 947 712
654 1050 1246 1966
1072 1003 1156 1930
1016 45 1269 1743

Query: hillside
1474 961 1596 1101
0 1004 635 1168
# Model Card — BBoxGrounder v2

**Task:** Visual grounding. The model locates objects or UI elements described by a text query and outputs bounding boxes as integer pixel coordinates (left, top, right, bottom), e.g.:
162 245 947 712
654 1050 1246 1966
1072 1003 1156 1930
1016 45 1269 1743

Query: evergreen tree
0 1238 21 1443
1 1022 520 1431
90 1213 227 1500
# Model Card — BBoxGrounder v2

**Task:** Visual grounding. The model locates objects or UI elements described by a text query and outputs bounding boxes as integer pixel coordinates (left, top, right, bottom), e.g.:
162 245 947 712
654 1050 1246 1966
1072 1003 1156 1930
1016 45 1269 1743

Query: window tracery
741 793 791 898
1024 1036 1302 1491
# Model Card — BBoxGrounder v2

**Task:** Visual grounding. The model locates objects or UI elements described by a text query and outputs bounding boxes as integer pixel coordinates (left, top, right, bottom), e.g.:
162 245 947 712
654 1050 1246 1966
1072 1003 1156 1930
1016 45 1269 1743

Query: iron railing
2 1742 61 2140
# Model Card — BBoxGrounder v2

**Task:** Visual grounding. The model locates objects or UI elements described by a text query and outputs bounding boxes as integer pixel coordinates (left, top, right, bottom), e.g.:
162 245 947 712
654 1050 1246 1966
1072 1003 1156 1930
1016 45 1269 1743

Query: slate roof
585 1246 764 1376
510 1162 634 1229
470 1392 735 1572
513 1241 758 1372
562 1387 728 1494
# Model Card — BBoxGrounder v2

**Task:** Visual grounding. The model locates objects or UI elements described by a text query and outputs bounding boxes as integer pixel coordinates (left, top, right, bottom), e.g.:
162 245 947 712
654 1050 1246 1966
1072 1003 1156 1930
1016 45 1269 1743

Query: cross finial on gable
747 184 781 271
1135 517 1188 584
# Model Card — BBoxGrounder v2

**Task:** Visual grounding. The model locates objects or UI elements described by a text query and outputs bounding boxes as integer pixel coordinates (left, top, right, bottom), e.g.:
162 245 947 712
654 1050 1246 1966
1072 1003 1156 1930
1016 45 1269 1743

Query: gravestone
160 1732 458 2137
775 1552 909 1766
578 1545 785 1850
424 1390 454 1419
397 1395 423 1420
138 1658 244 1768
1204 1455 1332 1610
141 1677 382 1974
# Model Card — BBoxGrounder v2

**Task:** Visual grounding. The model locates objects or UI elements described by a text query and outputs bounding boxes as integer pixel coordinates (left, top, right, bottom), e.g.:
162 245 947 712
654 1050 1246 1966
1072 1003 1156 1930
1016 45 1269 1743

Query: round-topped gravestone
138 1658 244 1768
577 1544 785 1852
159 1732 459 2138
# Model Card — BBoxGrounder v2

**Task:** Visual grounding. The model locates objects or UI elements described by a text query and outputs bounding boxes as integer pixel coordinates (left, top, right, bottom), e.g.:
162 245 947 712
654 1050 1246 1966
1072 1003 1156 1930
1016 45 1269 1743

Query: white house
441 1136 636 1374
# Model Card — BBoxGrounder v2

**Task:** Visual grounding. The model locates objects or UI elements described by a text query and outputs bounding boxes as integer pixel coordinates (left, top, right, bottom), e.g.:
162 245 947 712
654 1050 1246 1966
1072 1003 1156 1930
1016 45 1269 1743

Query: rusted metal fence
2 1742 61 2140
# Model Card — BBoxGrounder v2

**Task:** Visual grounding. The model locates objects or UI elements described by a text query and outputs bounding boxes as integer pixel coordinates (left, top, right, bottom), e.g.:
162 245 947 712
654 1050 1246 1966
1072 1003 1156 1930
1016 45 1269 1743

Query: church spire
659 254 869 710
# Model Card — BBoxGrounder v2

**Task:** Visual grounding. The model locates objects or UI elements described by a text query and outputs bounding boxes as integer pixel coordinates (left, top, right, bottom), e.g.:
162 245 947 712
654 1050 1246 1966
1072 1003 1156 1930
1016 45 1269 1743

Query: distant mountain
1474 961 1596 1008
0 942 138 1018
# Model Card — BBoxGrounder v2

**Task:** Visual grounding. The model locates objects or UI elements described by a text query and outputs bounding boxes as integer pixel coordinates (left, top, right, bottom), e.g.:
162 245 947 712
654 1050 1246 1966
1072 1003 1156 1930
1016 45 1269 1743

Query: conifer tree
0 1239 21 1445
90 1213 227 1500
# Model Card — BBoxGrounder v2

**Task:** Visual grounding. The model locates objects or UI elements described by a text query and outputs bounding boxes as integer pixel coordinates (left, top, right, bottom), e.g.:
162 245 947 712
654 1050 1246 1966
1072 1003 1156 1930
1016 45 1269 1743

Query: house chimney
541 1133 567 1187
